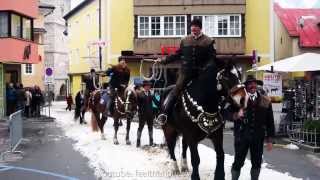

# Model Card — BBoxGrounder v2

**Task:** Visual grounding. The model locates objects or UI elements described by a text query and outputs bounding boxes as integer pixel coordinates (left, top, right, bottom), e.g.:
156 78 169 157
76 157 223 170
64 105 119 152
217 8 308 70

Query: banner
263 72 282 97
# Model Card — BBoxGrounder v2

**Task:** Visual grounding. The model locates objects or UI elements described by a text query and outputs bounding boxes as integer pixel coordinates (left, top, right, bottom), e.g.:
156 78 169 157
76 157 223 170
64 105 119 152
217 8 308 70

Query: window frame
192 14 242 38
0 11 34 41
138 15 187 38
24 64 34 75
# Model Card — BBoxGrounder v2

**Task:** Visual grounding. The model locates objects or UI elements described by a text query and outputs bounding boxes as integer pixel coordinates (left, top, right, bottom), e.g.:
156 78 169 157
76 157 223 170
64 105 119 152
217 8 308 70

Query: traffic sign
45 67 53 84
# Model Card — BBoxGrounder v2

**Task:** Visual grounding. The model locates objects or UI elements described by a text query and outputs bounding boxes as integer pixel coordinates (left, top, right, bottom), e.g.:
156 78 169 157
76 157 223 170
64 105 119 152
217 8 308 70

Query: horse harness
181 90 224 135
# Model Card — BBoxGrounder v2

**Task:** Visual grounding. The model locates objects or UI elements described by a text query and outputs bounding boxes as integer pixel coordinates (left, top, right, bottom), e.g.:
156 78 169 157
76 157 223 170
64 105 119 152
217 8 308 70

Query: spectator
66 94 73 111
6 83 16 116
25 87 32 118
32 86 43 117
16 83 25 111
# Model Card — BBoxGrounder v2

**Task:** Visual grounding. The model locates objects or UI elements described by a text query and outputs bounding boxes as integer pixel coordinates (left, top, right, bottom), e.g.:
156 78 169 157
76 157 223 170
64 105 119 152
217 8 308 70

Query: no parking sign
45 67 54 84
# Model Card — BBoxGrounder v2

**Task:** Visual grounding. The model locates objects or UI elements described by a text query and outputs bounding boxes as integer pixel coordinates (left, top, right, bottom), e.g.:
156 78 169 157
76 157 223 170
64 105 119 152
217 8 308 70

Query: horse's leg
162 125 179 174
113 116 120 145
147 116 154 146
211 127 225 180
189 142 200 180
125 116 132 145
96 112 106 140
180 136 189 172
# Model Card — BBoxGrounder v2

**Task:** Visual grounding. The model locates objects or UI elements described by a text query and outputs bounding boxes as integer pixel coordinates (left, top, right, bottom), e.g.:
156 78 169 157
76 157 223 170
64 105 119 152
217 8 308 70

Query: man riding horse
83 69 99 110
106 59 130 115
157 19 216 125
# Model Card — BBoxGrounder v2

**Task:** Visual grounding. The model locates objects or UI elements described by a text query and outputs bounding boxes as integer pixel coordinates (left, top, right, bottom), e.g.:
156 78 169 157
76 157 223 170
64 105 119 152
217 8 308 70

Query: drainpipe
99 0 102 70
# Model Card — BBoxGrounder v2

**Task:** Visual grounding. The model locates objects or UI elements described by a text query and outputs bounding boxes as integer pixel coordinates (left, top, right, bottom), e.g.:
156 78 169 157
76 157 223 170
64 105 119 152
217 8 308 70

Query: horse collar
182 90 224 134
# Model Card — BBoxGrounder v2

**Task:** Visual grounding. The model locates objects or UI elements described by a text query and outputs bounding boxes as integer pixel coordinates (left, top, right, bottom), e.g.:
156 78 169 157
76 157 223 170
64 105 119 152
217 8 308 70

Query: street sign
44 67 53 84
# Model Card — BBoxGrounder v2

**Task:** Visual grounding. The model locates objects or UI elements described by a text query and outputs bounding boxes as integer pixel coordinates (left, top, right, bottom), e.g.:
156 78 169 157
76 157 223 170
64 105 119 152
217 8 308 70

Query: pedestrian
66 94 73 111
15 83 25 111
231 75 275 180
156 18 216 125
6 83 17 116
25 87 32 118
32 86 43 117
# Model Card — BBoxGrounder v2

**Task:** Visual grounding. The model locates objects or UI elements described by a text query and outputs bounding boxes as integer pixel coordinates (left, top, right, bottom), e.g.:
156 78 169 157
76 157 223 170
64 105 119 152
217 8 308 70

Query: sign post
44 68 53 118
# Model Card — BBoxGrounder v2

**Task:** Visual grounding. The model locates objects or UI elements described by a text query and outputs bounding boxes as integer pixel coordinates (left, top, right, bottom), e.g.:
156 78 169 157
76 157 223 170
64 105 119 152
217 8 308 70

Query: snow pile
52 102 301 180
284 143 300 150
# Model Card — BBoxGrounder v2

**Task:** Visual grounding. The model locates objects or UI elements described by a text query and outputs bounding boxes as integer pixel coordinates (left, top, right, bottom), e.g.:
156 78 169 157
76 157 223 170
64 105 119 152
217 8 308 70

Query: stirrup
157 114 168 125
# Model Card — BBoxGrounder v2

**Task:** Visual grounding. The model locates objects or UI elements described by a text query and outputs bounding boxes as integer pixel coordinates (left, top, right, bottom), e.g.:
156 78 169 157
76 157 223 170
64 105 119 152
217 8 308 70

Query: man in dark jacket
83 69 99 110
157 18 216 124
231 75 275 180
105 59 130 115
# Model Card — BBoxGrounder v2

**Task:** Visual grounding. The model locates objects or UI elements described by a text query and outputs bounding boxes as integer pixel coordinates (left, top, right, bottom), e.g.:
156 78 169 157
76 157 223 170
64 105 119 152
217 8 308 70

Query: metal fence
1 110 23 161
287 121 320 147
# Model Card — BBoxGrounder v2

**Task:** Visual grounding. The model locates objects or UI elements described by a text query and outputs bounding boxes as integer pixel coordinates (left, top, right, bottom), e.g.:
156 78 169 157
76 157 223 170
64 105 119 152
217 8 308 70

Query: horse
161 62 247 180
109 85 139 145
88 89 109 139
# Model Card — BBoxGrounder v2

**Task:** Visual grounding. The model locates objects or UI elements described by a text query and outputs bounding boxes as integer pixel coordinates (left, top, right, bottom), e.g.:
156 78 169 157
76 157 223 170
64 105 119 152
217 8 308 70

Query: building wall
21 10 46 90
274 14 293 61
68 0 99 74
245 0 271 66
41 0 71 97
0 0 38 18
107 0 134 65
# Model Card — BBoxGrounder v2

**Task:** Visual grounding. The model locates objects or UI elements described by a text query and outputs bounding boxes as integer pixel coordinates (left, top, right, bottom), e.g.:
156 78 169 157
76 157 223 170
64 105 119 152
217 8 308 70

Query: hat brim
244 79 263 86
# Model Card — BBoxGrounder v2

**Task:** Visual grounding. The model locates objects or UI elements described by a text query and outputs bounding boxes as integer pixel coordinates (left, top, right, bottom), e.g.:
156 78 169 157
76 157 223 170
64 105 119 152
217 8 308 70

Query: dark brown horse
161 62 246 180
89 90 108 139
110 85 139 145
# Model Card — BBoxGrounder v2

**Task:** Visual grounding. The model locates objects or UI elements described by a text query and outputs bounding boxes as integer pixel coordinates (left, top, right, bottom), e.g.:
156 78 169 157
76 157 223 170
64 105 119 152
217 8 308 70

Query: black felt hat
244 75 263 86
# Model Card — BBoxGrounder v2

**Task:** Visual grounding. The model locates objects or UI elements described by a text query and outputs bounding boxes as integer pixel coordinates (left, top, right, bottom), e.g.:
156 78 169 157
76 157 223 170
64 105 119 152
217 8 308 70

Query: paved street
202 132 320 180
0 115 96 180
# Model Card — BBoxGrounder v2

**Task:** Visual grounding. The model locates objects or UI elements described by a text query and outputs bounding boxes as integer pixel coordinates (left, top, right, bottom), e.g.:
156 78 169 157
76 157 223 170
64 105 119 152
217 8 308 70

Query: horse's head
124 85 138 115
217 62 248 109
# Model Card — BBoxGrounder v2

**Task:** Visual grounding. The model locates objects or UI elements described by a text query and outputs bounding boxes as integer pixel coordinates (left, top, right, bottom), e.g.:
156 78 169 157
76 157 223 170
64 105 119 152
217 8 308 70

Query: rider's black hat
90 68 95 73
244 75 263 86
190 19 202 29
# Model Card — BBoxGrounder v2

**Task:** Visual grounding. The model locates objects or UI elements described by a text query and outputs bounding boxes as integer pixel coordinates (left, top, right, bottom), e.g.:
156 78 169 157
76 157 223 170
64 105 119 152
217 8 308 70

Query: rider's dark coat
163 34 216 73
84 74 99 93
106 65 130 89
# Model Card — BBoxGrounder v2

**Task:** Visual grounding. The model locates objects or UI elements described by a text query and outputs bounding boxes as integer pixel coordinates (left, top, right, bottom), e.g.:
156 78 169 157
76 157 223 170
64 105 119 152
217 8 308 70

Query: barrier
1 110 23 161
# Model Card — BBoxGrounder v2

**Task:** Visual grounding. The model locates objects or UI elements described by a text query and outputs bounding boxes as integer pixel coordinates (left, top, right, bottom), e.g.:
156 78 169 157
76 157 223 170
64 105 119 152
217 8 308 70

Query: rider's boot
231 169 240 180
136 131 142 147
156 91 177 125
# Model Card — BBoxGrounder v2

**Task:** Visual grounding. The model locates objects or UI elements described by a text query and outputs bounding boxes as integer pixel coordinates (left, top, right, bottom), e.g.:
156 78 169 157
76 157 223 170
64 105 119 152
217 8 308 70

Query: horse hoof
101 134 106 140
180 158 189 172
169 160 180 175
113 139 119 145
126 140 131 145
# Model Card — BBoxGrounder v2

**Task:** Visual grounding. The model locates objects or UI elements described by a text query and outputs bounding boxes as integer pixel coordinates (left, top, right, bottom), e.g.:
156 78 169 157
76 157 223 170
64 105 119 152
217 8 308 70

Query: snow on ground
52 102 301 180
284 143 300 150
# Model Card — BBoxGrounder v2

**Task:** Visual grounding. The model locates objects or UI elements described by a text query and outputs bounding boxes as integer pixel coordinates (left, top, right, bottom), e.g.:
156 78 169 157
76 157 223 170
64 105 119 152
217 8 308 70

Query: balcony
0 0 38 18
0 38 39 64
134 37 245 54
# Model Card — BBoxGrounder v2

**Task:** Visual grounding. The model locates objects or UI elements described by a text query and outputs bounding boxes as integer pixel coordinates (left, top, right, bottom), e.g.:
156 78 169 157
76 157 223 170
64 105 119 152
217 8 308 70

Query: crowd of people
6 83 45 118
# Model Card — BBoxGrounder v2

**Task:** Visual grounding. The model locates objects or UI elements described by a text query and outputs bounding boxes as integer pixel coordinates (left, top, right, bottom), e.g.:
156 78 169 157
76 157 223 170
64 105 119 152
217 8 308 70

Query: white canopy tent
252 53 320 72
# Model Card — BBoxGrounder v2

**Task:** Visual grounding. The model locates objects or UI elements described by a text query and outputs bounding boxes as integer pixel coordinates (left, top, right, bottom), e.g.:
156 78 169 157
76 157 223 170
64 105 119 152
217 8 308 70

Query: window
11 14 21 38
25 64 33 74
192 15 241 37
23 17 31 40
138 15 187 38
0 12 8 37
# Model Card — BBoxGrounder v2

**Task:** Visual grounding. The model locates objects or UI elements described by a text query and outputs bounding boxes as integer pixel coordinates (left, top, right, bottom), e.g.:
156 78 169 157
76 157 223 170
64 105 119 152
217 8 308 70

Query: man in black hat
156 18 216 124
231 75 275 180
136 80 155 147
83 68 99 109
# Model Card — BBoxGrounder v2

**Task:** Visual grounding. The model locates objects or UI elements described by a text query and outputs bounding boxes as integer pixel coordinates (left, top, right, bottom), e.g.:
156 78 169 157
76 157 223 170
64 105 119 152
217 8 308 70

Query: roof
39 3 55 10
274 3 320 48
63 0 94 20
